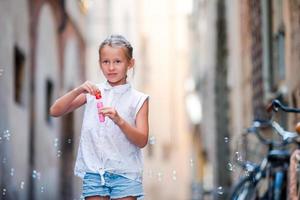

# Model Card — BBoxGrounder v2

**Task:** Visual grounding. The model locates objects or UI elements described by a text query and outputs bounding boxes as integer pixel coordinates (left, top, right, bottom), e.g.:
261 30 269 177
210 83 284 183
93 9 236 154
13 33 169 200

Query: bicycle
268 99 300 200
229 99 300 200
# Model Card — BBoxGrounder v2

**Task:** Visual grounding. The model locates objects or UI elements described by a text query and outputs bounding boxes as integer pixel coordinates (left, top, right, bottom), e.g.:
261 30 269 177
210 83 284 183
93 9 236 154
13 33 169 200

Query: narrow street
1 0 300 200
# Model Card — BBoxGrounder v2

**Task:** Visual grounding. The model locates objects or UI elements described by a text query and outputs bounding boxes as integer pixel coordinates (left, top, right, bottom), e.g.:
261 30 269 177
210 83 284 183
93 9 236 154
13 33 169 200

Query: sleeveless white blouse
74 81 149 182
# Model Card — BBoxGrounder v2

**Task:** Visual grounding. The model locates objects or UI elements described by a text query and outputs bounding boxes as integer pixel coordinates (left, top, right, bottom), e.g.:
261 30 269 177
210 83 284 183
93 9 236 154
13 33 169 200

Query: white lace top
74 81 149 182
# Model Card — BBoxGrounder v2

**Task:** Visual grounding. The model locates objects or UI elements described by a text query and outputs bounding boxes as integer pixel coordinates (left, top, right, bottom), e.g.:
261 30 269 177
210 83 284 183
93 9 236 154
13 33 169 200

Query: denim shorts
82 172 144 199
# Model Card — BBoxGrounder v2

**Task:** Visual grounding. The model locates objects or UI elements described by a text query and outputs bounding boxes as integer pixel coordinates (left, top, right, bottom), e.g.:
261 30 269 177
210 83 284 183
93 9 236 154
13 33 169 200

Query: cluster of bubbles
32 170 41 180
53 137 73 158
194 136 248 197
0 130 11 142
148 136 196 182
1 169 43 196
0 129 75 197
146 169 180 182
1 129 10 197
227 151 246 172
0 129 232 198
54 138 61 158
0 129 259 198
224 136 248 171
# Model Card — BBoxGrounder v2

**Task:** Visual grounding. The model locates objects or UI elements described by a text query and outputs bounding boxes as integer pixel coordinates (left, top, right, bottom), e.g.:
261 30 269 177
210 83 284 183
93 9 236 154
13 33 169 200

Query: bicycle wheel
229 175 259 200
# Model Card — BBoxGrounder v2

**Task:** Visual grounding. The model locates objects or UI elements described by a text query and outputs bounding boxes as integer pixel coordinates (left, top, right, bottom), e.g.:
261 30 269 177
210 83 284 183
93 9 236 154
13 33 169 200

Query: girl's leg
85 196 110 200
112 197 137 200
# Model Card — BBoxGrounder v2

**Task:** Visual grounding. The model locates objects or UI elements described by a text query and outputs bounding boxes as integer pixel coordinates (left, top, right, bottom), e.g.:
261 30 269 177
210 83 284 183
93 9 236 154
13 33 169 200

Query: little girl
50 34 149 200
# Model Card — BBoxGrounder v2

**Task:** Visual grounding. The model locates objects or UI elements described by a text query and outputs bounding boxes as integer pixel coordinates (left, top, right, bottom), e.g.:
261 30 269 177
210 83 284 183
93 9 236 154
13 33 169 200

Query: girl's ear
128 58 135 69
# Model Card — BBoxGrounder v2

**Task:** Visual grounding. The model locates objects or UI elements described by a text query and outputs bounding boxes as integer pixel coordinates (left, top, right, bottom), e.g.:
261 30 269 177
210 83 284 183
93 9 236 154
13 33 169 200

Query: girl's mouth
108 73 117 76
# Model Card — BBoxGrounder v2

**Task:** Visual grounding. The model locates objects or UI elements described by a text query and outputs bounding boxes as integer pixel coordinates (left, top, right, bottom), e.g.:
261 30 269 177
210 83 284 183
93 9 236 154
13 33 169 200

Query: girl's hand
77 81 99 96
99 107 124 125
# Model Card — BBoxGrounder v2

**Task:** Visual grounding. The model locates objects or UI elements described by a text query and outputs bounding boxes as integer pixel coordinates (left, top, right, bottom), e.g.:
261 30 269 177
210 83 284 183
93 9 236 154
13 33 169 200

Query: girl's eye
102 60 109 64
114 60 121 64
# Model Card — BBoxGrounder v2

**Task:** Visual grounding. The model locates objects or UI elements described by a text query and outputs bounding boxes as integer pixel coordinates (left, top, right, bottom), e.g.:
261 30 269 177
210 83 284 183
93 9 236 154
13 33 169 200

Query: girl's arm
101 99 149 148
50 81 98 117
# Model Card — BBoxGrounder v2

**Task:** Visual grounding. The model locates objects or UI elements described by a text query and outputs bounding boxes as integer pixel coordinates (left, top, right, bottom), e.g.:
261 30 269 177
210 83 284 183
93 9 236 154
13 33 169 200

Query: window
45 79 54 124
14 46 25 105
261 0 285 95
272 28 285 89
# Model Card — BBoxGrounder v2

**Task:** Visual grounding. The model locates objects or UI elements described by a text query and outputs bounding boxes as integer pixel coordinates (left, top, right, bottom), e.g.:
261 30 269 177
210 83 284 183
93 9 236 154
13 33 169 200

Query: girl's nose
108 63 115 70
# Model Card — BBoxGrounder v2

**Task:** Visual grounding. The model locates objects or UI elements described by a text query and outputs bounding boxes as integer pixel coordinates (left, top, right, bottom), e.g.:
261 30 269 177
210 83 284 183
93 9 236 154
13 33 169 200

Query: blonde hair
98 34 133 61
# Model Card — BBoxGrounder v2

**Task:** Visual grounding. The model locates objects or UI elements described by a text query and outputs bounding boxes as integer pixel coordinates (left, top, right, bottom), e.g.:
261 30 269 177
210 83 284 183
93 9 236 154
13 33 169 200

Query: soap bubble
157 172 163 182
10 168 15 176
217 186 223 195
20 181 25 189
224 137 229 143
227 162 235 172
53 138 59 148
57 150 62 157
190 158 194 168
2 188 6 196
234 151 243 162
32 170 37 179
149 136 156 145
172 170 177 181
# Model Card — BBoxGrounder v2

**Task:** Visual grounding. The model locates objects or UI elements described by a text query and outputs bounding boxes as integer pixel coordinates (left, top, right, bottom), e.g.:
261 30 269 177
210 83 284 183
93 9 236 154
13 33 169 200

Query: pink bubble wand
95 91 105 122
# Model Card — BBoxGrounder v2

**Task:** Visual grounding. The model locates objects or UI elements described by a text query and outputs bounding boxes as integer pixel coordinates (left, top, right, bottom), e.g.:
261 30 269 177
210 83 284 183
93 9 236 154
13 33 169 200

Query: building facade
0 0 86 199
189 0 300 199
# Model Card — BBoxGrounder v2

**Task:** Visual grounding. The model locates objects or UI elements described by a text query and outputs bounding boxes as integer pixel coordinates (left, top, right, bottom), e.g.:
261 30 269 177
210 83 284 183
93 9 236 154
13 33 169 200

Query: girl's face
99 45 134 86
